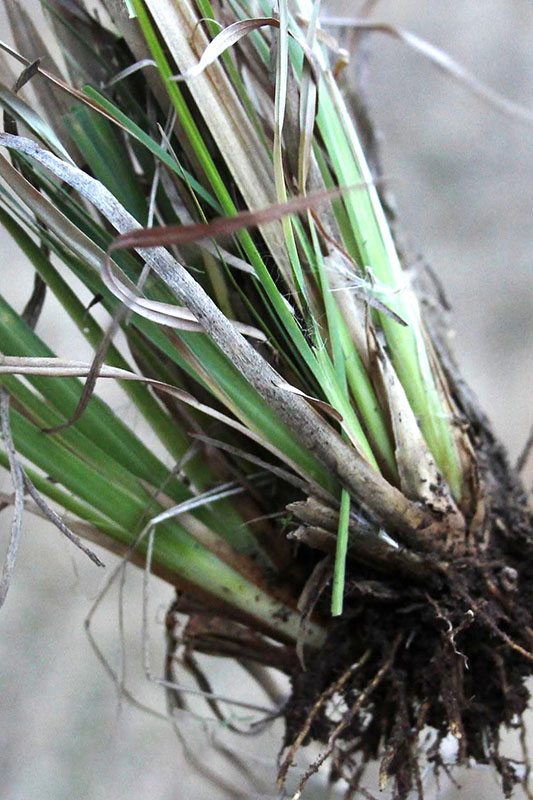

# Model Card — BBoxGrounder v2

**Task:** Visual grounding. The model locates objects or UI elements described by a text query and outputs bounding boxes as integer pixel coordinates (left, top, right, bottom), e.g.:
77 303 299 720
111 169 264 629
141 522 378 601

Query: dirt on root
282 432 533 800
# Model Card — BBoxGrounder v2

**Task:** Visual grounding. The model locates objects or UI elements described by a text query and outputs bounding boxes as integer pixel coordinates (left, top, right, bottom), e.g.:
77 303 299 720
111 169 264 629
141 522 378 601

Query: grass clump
0 1 532 797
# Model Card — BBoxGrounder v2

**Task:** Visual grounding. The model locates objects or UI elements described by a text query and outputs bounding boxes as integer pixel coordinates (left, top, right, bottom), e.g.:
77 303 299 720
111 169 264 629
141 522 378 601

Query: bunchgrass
3 2 531 797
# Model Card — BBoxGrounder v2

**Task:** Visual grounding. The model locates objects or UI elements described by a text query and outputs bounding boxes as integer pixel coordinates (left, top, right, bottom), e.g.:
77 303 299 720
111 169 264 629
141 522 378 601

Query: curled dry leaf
171 18 277 81
106 58 158 86
101 256 266 340
170 16 319 85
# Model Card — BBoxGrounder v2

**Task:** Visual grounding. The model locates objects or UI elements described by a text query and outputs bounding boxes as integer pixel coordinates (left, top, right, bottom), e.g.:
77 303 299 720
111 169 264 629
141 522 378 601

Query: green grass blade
4 408 321 644
82 86 222 212
0 81 74 163
65 105 147 222
0 205 192 465
331 488 350 616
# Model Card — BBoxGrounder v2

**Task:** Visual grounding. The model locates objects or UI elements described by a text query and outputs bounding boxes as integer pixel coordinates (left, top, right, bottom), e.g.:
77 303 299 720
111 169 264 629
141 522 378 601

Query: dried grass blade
106 58 157 86
4 1 81 158
0 491 118 543
298 0 320 192
517 426 533 475
0 388 104 582
21 274 47 330
109 182 359 252
296 555 332 667
139 0 294 288
167 14 319 86
271 0 306 304
0 357 137 379
0 39 132 134
11 59 41 93
0 81 73 163
275 381 342 423
171 17 277 81
0 390 25 608
370 335 459 516
101 258 266 340
191 434 317 497
22 475 104 567
45 313 124 434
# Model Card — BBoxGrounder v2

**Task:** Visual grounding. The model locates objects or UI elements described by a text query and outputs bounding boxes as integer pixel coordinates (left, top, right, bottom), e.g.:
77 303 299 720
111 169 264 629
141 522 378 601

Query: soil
282 428 533 799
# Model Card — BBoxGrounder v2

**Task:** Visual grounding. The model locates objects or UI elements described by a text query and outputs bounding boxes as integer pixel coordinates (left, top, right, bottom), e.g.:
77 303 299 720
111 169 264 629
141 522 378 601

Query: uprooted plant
0 1 532 797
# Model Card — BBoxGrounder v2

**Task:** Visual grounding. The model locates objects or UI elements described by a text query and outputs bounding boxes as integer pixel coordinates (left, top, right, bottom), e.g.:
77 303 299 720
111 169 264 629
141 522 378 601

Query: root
520 717 533 800
277 651 370 790
281 494 533 799
291 636 401 798
482 616 533 665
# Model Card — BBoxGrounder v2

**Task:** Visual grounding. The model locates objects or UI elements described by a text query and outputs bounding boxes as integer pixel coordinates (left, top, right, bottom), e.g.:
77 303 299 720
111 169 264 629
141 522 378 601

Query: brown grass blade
108 182 363 252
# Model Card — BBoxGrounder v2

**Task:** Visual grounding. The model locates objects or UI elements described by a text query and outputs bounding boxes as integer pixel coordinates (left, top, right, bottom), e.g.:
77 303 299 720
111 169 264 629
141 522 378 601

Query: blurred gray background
0 1 532 798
